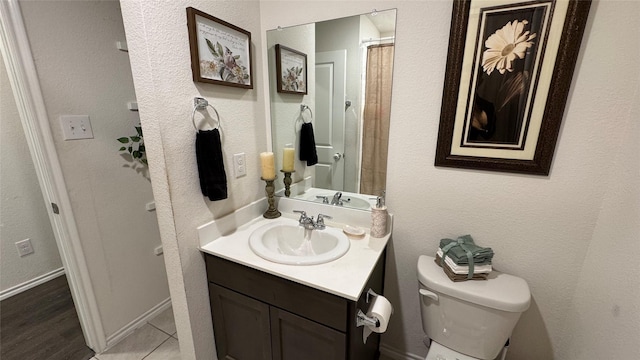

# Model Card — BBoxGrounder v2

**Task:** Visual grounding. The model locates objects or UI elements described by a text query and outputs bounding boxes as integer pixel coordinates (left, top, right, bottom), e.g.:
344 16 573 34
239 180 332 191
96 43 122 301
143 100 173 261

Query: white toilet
417 255 531 360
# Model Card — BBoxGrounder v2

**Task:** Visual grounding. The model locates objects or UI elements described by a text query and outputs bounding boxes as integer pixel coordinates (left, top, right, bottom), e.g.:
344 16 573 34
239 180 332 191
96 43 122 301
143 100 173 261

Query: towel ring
300 104 313 124
192 97 221 132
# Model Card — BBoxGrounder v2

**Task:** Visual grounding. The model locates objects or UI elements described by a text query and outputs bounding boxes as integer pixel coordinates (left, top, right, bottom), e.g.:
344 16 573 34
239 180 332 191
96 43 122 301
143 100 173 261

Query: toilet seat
425 341 479 360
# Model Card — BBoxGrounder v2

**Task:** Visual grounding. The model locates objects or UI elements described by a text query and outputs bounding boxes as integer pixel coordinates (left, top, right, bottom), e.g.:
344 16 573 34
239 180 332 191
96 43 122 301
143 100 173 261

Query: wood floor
1 275 95 360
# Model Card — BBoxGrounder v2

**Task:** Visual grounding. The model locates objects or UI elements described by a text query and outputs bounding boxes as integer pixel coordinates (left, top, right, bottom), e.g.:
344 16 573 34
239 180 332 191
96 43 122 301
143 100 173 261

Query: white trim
380 343 424 360
0 0 106 352
103 298 172 351
0 268 66 301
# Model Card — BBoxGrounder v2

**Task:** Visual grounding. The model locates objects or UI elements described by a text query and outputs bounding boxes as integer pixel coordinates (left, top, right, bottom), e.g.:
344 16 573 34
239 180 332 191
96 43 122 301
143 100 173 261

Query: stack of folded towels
435 235 494 282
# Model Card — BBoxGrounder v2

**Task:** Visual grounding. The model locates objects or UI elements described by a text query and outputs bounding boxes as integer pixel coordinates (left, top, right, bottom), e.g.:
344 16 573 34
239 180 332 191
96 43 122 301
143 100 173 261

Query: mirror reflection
267 9 396 210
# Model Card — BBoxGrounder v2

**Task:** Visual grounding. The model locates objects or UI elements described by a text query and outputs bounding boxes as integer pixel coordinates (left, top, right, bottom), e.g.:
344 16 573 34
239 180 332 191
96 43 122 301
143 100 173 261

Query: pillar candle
260 152 276 179
282 147 295 172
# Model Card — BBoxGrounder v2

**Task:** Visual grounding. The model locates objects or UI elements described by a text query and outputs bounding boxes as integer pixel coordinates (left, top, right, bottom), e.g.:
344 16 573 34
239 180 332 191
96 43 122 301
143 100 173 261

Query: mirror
267 9 396 210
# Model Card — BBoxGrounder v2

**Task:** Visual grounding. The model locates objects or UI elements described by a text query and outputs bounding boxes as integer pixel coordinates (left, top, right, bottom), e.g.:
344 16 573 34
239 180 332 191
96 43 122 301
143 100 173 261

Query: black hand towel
299 122 318 166
196 129 227 201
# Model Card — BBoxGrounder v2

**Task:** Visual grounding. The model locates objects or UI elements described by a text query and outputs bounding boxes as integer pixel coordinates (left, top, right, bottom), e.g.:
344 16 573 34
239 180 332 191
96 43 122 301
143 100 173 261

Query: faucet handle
293 210 308 223
315 214 332 229
316 195 329 204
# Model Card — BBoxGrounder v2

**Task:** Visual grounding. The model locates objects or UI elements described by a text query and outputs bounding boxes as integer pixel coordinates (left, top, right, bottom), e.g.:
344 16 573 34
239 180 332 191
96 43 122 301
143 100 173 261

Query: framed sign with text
275 44 307 95
187 7 253 88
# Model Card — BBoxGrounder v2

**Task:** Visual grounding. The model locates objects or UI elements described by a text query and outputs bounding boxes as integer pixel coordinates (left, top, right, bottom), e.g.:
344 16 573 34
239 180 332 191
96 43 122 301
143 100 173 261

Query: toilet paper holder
356 310 380 328
356 289 381 328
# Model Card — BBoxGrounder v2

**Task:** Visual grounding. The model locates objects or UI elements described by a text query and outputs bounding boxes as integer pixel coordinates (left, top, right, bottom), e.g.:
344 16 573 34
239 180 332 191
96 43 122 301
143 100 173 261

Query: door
209 283 272 360
270 307 346 360
314 50 346 190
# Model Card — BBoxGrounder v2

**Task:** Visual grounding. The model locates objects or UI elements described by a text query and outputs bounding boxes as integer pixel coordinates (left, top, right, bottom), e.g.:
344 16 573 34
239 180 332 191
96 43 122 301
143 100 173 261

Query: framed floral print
275 44 308 95
186 7 253 88
435 0 592 175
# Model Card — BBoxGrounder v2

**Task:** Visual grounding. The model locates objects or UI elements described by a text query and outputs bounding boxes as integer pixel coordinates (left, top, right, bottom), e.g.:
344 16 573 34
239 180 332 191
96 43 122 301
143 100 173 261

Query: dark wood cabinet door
270 307 347 360
209 283 272 360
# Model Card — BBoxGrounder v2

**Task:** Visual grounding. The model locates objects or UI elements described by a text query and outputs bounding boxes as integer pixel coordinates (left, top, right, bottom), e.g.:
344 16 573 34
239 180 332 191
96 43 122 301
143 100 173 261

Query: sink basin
302 193 372 210
249 220 350 265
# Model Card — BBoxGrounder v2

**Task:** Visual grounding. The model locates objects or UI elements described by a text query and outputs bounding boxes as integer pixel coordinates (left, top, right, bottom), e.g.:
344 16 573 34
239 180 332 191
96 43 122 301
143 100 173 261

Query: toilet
417 255 531 360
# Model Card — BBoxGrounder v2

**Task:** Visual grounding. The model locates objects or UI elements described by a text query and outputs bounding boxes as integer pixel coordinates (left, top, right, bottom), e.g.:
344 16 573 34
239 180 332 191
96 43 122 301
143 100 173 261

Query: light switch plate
60 115 94 140
233 153 246 178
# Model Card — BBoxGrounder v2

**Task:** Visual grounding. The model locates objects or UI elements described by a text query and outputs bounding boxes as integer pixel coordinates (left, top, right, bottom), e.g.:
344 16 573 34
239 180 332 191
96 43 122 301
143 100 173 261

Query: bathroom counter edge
197 198 392 301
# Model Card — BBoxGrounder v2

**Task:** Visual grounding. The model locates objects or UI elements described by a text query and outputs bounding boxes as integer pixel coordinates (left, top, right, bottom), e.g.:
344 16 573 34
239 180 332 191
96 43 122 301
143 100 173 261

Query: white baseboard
0 267 65 301
380 343 424 360
104 297 172 351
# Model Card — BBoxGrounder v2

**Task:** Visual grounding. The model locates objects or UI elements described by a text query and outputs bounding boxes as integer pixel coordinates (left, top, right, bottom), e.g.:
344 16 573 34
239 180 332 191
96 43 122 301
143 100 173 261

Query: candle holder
261 176 281 219
280 169 295 197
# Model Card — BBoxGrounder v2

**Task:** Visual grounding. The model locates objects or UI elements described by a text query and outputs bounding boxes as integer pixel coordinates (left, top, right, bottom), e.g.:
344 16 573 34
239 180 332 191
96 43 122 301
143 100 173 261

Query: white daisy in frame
482 20 536 75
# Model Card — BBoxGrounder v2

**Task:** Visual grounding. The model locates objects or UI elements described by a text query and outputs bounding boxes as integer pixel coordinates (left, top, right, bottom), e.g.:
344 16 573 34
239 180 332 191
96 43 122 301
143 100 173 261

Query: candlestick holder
280 170 295 197
261 176 281 219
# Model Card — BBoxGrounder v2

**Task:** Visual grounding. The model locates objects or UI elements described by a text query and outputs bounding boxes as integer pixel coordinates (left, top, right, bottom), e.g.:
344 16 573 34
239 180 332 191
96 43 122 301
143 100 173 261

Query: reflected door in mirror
314 50 346 191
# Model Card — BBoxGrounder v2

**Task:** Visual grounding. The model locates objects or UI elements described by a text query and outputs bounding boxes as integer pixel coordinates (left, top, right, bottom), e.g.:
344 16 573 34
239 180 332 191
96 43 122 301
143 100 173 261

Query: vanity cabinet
205 252 385 360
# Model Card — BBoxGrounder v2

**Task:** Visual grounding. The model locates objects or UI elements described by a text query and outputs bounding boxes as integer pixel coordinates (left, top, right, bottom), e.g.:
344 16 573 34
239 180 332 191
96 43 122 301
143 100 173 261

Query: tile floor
91 306 179 360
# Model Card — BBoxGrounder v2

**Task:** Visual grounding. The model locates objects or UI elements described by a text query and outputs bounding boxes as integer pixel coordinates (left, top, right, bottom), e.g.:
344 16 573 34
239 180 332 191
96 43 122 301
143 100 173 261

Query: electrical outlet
233 153 246 178
15 239 34 257
60 115 94 140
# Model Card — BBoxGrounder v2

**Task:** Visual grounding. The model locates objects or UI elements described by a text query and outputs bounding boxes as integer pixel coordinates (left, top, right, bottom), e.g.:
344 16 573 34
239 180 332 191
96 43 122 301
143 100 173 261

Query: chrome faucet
292 210 332 230
293 210 315 229
330 192 343 205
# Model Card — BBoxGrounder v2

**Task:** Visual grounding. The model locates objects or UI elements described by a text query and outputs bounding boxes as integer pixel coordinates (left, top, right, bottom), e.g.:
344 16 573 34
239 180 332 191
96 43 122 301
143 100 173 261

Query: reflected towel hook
300 104 313 124
192 97 221 132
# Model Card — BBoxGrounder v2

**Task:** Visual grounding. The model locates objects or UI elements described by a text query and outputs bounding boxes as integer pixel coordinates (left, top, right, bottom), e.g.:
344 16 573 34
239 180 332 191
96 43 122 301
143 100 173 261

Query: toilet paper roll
363 295 394 343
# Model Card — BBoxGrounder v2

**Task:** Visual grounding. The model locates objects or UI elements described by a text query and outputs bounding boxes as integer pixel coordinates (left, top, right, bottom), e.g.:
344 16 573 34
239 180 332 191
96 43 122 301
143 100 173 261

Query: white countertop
197 198 392 301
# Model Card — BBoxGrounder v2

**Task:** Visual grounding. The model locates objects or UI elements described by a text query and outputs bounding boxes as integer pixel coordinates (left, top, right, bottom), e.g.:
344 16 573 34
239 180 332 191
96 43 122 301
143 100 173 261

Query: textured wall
120 1 267 358
556 2 640 358
558 68 640 360
119 0 639 359
0 52 63 292
19 0 169 337
261 1 640 359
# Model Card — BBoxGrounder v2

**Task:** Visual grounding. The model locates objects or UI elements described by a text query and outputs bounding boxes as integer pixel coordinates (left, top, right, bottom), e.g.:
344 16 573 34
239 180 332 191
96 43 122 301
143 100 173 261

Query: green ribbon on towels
441 237 475 280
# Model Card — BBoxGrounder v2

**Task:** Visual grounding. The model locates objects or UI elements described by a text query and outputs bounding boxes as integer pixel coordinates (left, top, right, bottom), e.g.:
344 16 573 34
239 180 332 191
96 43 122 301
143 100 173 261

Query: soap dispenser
370 191 387 238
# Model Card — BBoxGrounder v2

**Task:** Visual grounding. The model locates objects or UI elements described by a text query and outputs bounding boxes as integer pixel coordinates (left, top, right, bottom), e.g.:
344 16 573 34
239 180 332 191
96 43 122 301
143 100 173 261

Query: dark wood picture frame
275 44 308 95
186 7 253 89
435 0 591 175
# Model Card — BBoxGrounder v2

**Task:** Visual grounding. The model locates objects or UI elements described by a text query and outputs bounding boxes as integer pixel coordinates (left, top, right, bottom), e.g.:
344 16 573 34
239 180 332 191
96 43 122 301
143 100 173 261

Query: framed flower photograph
186 7 253 89
275 44 307 95
435 0 592 175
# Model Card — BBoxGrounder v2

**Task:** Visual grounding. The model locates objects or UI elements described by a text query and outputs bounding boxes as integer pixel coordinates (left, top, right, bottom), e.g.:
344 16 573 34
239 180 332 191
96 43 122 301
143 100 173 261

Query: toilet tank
417 255 530 360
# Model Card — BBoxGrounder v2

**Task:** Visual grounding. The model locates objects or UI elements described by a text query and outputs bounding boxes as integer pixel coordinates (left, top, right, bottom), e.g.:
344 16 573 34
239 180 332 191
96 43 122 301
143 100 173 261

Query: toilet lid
426 341 479 360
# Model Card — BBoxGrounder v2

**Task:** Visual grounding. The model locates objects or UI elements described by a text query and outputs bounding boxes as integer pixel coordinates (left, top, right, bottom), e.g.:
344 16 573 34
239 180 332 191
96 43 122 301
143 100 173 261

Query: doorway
0 0 170 353
0 50 94 359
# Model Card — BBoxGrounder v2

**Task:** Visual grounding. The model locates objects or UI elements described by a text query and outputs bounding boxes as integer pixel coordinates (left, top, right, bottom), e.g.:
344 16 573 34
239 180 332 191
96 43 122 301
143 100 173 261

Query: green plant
117 126 147 165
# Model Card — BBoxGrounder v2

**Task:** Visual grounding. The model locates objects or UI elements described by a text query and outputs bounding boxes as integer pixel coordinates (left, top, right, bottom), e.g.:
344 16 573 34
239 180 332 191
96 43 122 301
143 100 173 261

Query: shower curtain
360 44 394 195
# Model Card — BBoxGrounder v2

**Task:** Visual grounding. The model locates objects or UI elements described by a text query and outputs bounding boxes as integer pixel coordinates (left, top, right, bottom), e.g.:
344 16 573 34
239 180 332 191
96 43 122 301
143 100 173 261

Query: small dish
343 225 365 238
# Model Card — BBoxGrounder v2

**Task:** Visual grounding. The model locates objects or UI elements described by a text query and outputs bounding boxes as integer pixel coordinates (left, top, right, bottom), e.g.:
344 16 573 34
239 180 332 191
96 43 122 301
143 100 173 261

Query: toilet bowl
417 255 530 360
425 341 480 360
